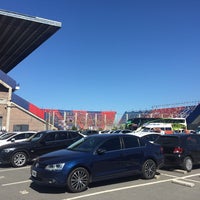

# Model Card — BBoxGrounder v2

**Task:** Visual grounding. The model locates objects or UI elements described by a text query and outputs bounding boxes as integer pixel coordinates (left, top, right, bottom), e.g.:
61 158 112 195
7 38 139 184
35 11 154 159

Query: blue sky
1 0 200 119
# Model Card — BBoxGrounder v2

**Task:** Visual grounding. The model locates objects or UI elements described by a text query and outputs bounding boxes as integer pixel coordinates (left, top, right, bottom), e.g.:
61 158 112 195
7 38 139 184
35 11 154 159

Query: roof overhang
0 9 61 73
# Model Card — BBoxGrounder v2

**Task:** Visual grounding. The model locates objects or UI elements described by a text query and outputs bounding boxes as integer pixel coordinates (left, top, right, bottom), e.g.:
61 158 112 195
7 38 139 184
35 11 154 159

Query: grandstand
119 102 200 130
42 109 116 130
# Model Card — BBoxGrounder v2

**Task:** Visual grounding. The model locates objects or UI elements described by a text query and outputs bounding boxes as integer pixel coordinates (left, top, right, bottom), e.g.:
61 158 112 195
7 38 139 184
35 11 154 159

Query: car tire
67 167 90 193
182 156 193 172
142 159 156 179
11 151 27 167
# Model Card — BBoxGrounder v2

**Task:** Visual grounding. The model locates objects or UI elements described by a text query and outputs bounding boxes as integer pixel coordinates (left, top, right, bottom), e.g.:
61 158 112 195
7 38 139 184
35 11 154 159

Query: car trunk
156 136 181 154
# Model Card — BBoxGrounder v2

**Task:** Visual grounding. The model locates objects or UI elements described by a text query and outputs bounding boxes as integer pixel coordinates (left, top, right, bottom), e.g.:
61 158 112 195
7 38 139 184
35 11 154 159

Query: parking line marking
63 173 200 200
173 169 187 174
161 173 179 178
2 180 31 187
62 178 179 200
183 178 200 183
179 173 200 179
0 166 30 172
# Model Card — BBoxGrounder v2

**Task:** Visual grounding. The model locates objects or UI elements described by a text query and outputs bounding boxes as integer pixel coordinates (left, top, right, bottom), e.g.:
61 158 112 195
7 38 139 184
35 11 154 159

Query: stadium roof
0 9 61 73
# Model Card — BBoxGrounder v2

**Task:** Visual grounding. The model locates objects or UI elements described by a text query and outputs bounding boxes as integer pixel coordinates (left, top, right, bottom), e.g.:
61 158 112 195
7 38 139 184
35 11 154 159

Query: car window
13 133 26 140
55 132 69 140
156 136 179 146
30 132 44 142
69 132 79 139
0 133 16 140
68 137 103 152
142 134 160 142
123 136 139 148
44 132 55 142
26 133 35 138
99 138 121 151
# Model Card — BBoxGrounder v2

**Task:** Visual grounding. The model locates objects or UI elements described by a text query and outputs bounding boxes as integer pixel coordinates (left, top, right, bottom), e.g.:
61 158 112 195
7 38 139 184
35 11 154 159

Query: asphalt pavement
0 164 200 200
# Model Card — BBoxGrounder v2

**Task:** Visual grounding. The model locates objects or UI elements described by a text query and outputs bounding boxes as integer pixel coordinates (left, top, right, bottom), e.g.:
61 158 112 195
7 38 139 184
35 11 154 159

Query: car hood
37 149 91 164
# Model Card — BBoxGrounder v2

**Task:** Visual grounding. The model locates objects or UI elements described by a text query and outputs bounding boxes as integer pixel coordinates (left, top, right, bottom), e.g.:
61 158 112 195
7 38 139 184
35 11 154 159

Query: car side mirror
97 148 106 155
11 138 15 142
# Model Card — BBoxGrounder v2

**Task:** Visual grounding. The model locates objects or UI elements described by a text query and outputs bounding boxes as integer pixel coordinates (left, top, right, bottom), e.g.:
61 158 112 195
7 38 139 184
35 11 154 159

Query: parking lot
0 164 200 200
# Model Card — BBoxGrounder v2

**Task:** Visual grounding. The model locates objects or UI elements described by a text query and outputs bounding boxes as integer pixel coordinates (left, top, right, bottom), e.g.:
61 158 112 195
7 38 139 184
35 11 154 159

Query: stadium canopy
0 9 61 73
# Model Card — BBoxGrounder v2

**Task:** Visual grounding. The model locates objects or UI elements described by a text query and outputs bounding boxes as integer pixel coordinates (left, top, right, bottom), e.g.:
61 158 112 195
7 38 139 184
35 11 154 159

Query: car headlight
45 163 65 171
2 147 16 153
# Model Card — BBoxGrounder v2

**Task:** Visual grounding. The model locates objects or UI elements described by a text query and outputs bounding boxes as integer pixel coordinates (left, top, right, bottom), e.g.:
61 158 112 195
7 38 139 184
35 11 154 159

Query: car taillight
173 147 183 154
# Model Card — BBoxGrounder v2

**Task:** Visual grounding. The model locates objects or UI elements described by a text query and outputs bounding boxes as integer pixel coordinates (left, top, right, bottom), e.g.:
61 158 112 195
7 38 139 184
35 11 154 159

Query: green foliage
71 125 77 130
172 123 186 130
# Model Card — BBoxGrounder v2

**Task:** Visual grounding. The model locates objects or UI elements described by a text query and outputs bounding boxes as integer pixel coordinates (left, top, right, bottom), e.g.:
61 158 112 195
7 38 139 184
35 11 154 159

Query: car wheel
183 156 193 172
11 152 27 167
142 159 156 179
67 167 89 193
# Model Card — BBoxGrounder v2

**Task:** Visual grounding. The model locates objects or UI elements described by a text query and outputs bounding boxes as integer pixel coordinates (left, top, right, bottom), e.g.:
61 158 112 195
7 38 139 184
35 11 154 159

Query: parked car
30 134 164 193
0 130 83 167
0 131 36 146
195 126 200 134
119 129 133 134
0 132 6 137
0 132 8 138
155 134 200 172
130 131 162 143
111 129 122 134
81 130 99 136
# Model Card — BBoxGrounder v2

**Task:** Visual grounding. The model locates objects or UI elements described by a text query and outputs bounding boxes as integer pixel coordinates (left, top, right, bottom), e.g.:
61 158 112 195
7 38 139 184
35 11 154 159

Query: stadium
0 10 200 132
119 102 200 131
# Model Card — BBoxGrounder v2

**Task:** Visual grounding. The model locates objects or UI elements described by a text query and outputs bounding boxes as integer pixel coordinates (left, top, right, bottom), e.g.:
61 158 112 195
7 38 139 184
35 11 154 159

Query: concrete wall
0 103 47 131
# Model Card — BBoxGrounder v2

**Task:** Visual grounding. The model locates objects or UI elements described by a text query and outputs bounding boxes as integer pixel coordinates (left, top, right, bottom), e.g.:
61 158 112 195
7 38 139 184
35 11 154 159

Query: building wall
0 103 47 131
0 79 51 131
9 105 46 131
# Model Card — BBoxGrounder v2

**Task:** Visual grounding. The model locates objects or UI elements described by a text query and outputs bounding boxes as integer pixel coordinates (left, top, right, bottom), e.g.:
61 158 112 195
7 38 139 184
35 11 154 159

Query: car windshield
67 136 103 152
29 132 45 142
0 133 16 140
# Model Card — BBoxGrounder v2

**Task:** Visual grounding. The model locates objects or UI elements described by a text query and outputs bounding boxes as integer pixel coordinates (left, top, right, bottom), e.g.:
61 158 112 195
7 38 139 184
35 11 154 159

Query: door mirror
96 148 106 155
11 138 15 142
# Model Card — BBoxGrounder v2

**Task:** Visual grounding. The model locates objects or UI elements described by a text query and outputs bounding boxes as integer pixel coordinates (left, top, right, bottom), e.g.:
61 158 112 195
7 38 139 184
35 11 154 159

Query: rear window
123 135 140 148
156 136 180 146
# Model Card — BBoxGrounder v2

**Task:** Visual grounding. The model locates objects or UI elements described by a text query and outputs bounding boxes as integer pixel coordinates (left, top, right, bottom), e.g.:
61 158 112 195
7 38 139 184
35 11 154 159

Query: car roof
160 134 198 138
37 130 78 134
87 133 139 139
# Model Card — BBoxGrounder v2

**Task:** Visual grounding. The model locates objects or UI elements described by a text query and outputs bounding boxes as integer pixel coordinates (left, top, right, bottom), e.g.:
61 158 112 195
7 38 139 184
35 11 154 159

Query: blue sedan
30 134 163 193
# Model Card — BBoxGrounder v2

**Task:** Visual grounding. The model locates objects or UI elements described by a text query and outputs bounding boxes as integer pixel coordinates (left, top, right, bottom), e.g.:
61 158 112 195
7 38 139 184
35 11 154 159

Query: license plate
32 170 37 177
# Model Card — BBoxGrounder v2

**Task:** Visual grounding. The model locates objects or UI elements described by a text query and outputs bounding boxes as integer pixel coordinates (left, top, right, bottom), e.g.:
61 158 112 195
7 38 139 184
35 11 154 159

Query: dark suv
155 134 200 172
0 130 83 167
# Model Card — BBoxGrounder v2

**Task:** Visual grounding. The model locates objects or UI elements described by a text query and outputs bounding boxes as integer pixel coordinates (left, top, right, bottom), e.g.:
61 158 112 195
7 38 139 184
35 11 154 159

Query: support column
6 87 12 131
